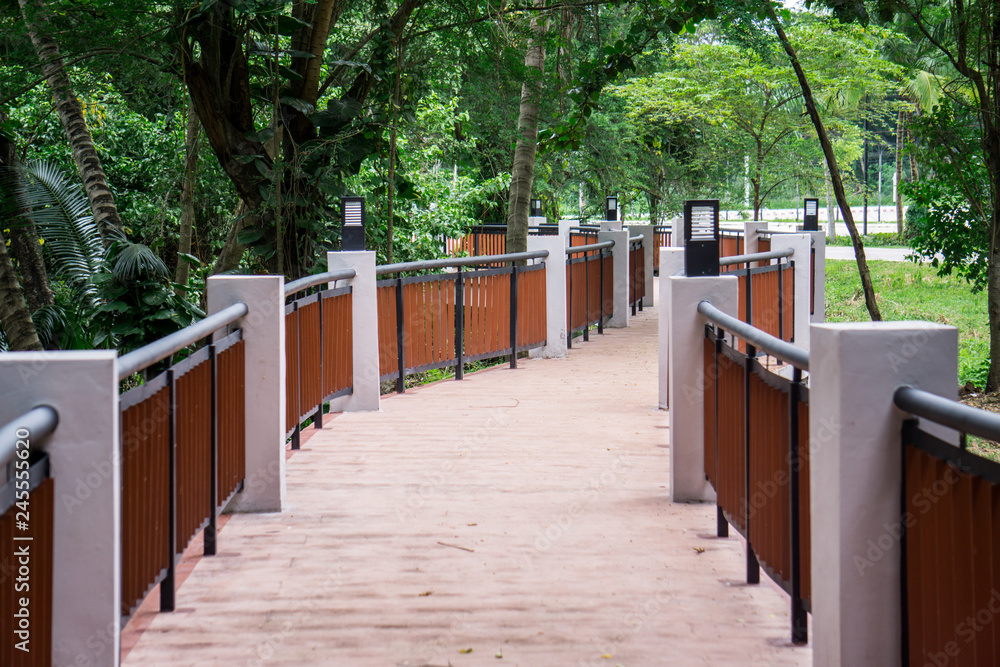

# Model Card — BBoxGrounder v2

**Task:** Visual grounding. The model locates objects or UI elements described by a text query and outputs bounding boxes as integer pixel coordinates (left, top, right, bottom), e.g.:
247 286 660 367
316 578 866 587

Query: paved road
825 246 922 262
122 300 810 667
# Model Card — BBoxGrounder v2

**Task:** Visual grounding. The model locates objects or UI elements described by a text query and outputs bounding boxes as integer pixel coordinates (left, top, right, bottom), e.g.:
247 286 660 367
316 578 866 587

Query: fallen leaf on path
693 547 705 554
419 591 433 596
460 648 474 654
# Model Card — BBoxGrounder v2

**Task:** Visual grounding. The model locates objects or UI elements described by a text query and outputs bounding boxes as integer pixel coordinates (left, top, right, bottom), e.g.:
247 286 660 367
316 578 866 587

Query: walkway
122 301 811 666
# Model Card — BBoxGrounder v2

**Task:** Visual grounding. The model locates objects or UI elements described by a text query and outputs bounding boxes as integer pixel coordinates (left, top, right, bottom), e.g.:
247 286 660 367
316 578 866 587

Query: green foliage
902 100 989 291
4 160 201 352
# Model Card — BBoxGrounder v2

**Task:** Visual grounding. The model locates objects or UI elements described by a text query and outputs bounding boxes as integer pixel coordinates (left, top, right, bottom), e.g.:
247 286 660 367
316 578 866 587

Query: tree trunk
0 111 53 312
896 108 905 234
386 41 403 264
506 0 548 255
824 157 836 240
211 201 255 275
0 229 43 351
18 0 123 246
765 2 882 321
175 104 201 289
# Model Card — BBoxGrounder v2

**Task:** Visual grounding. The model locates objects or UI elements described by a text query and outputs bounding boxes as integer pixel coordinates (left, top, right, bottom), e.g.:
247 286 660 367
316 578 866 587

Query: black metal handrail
566 240 615 255
719 248 794 267
117 302 249 380
376 250 548 276
284 268 357 298
0 406 59 470
894 386 1000 442
698 300 809 370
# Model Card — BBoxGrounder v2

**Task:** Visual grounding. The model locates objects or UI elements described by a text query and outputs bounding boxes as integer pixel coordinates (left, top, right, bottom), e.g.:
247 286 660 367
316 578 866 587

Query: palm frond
31 303 70 349
12 160 107 306
108 240 169 282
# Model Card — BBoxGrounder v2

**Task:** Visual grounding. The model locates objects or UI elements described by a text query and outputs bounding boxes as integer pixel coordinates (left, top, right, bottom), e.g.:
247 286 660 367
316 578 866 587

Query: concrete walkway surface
122 301 811 667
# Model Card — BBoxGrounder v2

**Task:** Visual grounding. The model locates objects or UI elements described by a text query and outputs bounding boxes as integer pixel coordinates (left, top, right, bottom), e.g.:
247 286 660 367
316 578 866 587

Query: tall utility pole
862 109 869 235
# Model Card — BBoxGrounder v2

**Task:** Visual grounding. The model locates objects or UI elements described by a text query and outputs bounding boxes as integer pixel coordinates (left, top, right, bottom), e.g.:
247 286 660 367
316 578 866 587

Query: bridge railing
117 302 249 622
284 269 357 449
375 251 549 393
565 241 613 348
0 407 58 667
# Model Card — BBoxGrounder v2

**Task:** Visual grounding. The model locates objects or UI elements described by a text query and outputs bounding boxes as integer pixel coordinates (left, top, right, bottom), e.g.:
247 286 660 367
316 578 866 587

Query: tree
17 0 124 246
506 0 549 255
881 0 1000 389
763 1 882 320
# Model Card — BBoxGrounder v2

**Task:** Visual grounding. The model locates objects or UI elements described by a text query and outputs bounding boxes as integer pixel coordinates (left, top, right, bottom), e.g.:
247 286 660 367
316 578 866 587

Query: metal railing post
291 301 301 450
205 344 218 556
395 277 406 394
744 344 760 585
314 290 324 427
455 270 465 380
162 367 177 612
510 264 519 368
715 326 728 539
789 366 806 644
598 250 605 335
583 251 590 342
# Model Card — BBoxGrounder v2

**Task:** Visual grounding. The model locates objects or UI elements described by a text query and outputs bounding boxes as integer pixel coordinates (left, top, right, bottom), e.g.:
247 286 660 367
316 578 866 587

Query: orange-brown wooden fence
285 288 353 440
0 471 53 666
119 331 246 621
377 262 547 390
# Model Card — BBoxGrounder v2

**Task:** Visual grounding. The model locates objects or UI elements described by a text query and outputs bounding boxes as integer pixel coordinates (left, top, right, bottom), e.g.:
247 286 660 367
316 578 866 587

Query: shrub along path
123 296 810 666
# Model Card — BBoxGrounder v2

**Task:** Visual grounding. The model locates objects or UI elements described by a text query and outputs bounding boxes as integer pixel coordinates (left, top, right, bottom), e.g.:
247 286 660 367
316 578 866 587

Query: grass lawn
825 259 989 386
826 259 998 461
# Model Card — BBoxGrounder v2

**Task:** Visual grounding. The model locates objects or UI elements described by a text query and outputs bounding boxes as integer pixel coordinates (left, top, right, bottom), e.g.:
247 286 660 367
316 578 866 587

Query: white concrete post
327 250 380 412
770 233 812 351
528 215 546 228
599 229 629 328
667 274 738 502
670 216 685 247
208 275 286 513
557 219 574 246
809 230 827 323
600 220 623 232
810 322 957 667
658 248 684 409
744 221 767 266
528 235 568 359
0 351 120 667
630 223 655 307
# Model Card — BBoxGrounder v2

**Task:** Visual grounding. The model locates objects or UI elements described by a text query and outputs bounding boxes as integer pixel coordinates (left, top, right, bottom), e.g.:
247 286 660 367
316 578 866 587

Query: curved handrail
0 405 59 469
376 250 549 276
719 247 794 267
284 268 358 297
629 234 644 244
566 240 615 255
117 302 249 380
894 386 1000 442
697 300 809 370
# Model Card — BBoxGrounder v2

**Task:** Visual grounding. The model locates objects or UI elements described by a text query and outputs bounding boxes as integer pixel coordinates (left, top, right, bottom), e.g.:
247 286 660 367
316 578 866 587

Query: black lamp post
803 198 819 231
605 195 618 222
683 199 720 277
340 196 366 251
530 198 543 218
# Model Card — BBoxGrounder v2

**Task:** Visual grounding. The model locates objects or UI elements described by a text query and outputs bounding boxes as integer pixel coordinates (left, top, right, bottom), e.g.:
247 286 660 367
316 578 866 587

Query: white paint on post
527 235 567 359
599 229 629 328
0 351 120 667
630 223 655 307
328 251 380 412
207 275 286 513
527 215 546 227
670 216 685 247
666 274 738 502
557 219 574 246
600 220 623 232
744 221 767 267
770 233 812 351
809 230 827 323
658 248 685 409
809 322 957 667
